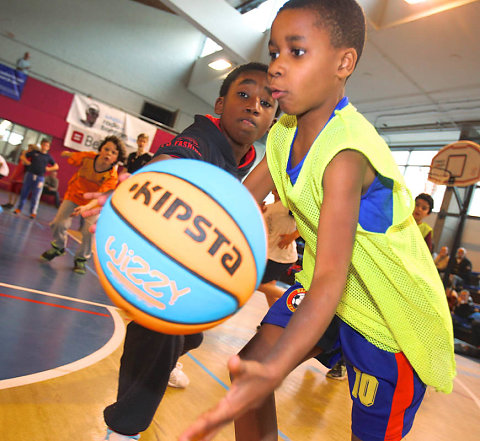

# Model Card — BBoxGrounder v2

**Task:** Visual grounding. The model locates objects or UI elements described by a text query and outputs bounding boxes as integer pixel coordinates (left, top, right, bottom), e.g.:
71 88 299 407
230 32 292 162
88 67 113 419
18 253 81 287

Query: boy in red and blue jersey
99 62 280 441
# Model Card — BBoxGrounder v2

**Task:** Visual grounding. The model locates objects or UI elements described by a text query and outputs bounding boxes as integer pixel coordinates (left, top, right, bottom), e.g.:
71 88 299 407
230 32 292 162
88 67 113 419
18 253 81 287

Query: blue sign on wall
0 63 27 101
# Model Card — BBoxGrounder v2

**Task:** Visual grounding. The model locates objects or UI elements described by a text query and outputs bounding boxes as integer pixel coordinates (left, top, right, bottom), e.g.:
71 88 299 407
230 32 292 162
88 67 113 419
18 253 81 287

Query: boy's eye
292 48 305 57
269 51 279 61
261 100 272 108
238 91 248 98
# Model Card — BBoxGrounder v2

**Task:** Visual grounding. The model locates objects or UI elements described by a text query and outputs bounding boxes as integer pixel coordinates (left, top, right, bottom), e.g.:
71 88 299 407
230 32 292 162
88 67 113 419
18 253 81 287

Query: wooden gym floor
0 192 478 441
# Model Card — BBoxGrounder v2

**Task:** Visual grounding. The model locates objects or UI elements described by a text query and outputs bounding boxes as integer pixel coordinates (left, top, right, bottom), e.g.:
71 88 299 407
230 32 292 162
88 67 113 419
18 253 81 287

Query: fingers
178 411 223 441
179 395 236 441
227 354 243 376
83 191 103 201
81 206 102 218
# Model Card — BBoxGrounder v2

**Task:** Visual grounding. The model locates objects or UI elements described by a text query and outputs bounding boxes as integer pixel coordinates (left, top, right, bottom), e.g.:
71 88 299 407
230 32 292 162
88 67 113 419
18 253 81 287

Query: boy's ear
214 96 225 115
338 48 357 79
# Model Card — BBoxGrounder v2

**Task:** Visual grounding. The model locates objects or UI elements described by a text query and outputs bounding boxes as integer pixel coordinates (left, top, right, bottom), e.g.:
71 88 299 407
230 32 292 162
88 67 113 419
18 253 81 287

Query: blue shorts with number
262 282 426 441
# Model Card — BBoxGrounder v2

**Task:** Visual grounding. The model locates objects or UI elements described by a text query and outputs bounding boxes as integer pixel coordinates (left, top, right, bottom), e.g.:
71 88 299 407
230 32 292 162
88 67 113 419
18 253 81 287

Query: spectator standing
125 133 152 173
14 139 58 218
43 170 61 208
16 52 31 72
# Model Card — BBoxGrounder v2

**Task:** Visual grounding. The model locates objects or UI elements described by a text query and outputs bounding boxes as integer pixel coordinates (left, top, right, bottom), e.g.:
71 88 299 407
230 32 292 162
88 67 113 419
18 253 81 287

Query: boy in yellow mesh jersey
181 1 455 441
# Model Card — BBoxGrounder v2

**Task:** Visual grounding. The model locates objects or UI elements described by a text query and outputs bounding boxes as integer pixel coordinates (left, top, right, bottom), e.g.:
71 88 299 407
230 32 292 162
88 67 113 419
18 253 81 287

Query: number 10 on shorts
351 367 379 407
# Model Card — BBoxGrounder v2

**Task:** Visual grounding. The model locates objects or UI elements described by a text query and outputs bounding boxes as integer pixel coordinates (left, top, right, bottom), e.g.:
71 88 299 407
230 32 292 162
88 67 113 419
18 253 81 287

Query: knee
182 332 204 354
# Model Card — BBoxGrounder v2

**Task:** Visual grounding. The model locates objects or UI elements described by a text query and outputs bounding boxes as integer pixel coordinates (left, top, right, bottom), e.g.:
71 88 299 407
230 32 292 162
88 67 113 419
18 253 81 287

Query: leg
257 280 286 307
234 324 282 441
50 200 76 249
74 212 98 260
54 191 60 208
234 324 323 441
340 323 426 441
29 175 44 215
16 173 33 211
104 322 186 435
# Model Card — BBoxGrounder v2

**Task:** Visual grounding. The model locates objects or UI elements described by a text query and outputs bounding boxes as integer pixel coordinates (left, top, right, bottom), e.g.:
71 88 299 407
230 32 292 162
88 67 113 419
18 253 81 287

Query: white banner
65 94 157 155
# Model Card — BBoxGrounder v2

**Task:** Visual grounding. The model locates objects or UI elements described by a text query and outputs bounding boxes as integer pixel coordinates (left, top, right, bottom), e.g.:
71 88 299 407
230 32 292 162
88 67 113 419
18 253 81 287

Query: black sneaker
41 244 65 261
326 361 347 380
73 258 87 274
1 203 13 209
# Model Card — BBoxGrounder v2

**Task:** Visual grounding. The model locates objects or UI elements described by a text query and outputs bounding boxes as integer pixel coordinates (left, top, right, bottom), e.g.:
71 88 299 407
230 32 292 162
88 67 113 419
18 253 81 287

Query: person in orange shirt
40 136 126 274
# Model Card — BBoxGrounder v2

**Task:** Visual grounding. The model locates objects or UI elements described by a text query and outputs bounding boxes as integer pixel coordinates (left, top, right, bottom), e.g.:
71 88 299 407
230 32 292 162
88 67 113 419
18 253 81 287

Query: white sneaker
168 362 190 388
104 428 140 440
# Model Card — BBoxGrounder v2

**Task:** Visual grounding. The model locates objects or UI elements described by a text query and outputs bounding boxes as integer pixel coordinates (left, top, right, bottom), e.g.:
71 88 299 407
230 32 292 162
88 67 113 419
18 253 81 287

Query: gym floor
0 192 478 441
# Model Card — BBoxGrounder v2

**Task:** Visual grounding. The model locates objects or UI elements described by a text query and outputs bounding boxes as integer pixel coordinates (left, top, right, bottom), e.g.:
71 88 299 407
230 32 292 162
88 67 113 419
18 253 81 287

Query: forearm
243 156 274 204
46 164 59 172
262 270 346 380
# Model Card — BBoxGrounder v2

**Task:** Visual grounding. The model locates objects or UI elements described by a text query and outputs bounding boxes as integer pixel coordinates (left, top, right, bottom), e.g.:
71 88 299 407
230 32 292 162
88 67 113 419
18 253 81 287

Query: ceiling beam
159 0 264 64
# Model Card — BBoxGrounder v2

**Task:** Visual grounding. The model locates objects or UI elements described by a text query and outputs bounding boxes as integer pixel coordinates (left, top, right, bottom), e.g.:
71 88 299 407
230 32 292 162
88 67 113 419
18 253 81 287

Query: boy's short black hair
40 138 51 145
98 135 127 164
279 0 366 68
219 62 281 117
219 62 268 97
416 193 434 214
137 133 149 141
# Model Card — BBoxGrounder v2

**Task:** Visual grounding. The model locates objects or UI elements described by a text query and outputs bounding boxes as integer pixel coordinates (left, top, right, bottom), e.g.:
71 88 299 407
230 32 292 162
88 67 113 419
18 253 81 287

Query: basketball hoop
428 140 480 187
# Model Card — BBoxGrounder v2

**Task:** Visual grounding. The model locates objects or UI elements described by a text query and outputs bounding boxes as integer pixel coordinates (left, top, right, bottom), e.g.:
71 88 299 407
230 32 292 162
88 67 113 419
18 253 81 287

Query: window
391 148 445 212
469 185 480 217
0 119 51 164
391 147 479 217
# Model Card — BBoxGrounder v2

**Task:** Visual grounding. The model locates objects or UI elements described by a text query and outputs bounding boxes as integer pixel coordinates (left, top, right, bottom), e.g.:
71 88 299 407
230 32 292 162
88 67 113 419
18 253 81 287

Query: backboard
428 140 480 187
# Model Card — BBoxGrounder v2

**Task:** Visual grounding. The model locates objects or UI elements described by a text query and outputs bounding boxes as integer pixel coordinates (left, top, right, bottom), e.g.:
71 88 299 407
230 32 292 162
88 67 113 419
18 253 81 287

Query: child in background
40 136 125 274
125 133 152 173
181 1 455 441
413 192 434 252
258 188 299 307
2 144 37 209
43 170 61 208
14 139 58 218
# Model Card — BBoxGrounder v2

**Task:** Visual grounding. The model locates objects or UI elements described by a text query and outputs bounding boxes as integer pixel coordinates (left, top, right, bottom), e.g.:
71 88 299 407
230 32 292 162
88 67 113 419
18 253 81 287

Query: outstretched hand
179 355 281 441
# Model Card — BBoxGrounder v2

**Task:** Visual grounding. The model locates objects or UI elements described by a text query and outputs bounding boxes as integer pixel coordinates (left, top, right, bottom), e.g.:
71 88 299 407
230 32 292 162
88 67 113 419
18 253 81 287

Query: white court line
454 376 480 411
0 283 126 390
0 281 119 309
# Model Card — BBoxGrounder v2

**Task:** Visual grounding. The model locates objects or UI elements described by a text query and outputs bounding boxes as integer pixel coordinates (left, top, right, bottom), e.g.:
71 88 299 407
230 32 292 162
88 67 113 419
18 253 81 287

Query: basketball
93 159 267 334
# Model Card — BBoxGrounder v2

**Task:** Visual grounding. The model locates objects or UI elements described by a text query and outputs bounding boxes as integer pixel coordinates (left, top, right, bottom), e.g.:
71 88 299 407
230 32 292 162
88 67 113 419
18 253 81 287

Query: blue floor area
0 201 114 305
0 197 118 382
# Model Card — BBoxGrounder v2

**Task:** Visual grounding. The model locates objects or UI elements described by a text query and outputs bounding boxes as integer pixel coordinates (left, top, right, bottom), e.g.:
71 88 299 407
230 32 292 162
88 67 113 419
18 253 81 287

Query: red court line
0 292 110 317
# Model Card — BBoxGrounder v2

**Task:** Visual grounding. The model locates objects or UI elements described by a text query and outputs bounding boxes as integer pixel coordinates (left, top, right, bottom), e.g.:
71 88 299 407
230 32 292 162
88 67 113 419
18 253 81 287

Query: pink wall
0 76 175 197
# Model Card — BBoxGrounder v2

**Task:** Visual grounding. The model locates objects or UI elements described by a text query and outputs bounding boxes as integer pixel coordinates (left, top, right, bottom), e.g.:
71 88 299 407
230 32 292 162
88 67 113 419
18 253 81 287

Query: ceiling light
208 59 232 71
403 0 428 4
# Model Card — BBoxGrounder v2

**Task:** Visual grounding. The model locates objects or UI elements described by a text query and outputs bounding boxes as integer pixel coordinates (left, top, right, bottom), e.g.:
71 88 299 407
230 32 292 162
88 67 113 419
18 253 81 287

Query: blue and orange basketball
93 159 267 334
